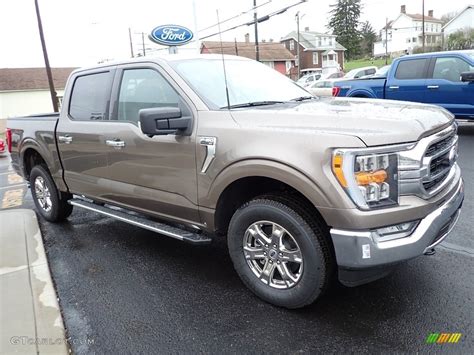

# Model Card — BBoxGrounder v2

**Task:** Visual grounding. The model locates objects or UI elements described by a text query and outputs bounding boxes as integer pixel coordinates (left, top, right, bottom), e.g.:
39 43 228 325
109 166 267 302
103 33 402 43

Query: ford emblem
149 25 194 46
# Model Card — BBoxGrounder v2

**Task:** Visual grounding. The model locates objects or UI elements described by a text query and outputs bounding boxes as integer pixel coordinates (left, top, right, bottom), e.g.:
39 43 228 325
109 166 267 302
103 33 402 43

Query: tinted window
395 59 428 79
365 68 376 76
117 68 179 123
69 72 111 120
432 57 474 82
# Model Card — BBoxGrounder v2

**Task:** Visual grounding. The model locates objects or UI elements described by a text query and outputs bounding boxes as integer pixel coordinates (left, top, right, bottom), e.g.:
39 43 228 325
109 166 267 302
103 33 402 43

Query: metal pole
34 0 58 112
129 28 134 58
422 0 425 52
296 12 301 79
142 32 146 56
385 18 388 65
234 38 239 55
253 0 260 62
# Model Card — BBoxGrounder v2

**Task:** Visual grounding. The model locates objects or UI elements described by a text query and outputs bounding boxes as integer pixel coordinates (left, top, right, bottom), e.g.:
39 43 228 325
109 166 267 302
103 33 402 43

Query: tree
446 29 474 50
359 21 376 57
328 0 362 60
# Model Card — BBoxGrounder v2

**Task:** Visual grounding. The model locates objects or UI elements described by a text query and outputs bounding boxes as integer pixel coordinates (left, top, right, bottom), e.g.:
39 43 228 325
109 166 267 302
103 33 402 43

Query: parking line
0 183 26 190
439 242 474 258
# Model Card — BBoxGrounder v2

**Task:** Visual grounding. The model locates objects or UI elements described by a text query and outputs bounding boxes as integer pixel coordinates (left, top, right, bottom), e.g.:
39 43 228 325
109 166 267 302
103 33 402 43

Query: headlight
332 149 399 210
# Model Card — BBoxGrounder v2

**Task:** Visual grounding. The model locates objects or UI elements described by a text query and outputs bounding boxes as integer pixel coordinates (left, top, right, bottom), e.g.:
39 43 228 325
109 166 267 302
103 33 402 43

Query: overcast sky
0 0 469 68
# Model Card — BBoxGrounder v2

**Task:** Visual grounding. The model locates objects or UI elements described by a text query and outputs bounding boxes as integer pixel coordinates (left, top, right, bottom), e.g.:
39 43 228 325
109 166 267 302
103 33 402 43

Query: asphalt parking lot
0 124 473 354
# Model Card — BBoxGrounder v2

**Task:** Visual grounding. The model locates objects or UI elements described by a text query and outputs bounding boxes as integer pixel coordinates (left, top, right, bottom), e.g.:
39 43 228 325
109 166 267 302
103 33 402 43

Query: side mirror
460 71 474 82
139 107 191 136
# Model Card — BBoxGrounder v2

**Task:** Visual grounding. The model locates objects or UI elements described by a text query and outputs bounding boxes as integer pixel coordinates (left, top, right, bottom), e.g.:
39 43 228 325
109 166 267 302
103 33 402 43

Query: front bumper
330 178 464 272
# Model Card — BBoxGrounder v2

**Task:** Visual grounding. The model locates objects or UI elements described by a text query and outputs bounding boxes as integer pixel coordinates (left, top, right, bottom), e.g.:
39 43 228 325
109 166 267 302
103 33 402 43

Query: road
0 124 472 354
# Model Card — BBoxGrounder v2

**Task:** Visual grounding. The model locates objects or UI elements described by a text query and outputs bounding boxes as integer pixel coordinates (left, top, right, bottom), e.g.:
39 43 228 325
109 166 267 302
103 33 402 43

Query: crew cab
333 50 474 119
7 55 463 309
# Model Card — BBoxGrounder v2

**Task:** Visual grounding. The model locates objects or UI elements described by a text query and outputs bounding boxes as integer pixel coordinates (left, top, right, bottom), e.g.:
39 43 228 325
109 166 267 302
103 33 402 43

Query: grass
344 58 392 71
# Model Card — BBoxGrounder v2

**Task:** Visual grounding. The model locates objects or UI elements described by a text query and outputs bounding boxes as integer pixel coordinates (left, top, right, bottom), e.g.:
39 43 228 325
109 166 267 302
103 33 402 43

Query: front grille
425 131 456 157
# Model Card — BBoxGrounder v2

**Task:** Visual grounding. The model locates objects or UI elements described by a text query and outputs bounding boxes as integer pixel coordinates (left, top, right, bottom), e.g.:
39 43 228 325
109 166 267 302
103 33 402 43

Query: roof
200 41 295 61
404 13 443 23
442 5 474 30
0 67 76 91
281 31 347 51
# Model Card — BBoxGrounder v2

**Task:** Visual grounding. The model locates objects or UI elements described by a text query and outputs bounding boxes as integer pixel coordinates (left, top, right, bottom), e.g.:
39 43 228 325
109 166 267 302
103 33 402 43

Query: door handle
58 135 73 144
388 86 399 90
106 139 126 148
427 85 439 89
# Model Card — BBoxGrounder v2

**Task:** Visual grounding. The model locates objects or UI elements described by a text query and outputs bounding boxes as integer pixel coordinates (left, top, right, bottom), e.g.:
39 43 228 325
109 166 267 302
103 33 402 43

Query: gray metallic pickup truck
7 55 463 308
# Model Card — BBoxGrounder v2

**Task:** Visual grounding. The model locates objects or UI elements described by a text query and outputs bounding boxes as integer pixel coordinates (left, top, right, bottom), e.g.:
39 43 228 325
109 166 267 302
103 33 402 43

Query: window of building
407 38 411 43
117 68 179 124
313 52 319 65
395 58 429 79
289 40 294 51
413 37 417 43
69 71 112 120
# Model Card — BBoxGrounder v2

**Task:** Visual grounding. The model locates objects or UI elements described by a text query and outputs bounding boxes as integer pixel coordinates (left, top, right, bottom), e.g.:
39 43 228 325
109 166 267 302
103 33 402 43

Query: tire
227 195 334 309
30 165 73 222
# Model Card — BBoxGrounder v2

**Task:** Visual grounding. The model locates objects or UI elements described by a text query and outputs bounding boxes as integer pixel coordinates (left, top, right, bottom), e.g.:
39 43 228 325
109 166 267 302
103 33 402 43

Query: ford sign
149 25 194 46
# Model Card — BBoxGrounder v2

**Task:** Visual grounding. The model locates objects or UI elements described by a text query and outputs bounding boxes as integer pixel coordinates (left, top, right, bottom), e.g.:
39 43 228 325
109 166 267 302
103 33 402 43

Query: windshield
171 58 309 109
344 68 361 79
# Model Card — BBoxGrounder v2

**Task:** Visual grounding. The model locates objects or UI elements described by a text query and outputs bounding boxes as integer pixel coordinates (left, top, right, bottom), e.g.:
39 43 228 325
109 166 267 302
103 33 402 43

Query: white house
0 67 75 120
442 5 474 37
373 5 443 57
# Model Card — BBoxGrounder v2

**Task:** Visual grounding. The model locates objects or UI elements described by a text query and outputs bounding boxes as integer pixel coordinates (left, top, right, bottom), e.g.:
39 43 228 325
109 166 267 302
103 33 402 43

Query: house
0 67 75 119
200 36 296 76
373 5 444 57
280 28 346 75
442 5 474 37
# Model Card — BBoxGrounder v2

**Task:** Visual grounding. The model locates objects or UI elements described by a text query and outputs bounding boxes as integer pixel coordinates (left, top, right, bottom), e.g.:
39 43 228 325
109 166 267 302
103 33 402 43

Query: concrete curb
0 209 68 354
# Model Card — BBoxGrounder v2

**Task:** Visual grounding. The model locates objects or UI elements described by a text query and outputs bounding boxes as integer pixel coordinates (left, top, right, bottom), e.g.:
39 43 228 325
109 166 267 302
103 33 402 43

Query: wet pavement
0 124 473 354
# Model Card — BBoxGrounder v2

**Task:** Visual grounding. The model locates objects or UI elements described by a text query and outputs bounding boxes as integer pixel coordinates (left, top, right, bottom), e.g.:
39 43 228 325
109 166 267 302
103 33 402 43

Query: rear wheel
30 165 73 222
227 195 334 309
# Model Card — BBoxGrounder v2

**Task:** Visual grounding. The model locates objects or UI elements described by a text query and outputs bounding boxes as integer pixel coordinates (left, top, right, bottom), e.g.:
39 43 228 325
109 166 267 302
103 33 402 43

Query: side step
68 199 212 244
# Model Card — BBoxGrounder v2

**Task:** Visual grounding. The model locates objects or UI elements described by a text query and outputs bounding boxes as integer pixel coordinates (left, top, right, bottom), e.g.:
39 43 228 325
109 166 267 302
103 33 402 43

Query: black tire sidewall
228 200 328 308
30 166 62 222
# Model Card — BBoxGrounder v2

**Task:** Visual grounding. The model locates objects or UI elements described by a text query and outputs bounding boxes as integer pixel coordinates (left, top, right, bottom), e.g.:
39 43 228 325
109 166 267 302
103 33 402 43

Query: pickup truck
333 50 474 120
7 55 464 309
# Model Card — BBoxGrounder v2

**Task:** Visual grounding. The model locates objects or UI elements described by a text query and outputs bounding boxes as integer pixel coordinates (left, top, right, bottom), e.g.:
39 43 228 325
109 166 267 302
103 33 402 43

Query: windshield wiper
290 96 317 102
221 101 285 109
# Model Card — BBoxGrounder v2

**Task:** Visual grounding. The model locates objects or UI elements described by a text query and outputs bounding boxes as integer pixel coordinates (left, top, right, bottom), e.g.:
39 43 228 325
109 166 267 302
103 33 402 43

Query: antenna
216 9 231 110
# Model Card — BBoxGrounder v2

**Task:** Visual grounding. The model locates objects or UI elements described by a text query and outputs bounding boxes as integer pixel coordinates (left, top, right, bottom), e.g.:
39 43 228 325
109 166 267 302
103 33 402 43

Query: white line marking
0 183 26 190
438 242 474 258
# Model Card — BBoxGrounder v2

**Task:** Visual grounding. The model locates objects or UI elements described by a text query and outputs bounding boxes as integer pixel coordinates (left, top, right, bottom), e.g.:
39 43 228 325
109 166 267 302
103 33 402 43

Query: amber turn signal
332 153 348 188
355 169 388 186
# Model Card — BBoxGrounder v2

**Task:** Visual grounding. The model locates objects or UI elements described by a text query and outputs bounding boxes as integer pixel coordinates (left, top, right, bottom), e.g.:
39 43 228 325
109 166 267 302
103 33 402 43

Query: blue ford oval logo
149 25 194 46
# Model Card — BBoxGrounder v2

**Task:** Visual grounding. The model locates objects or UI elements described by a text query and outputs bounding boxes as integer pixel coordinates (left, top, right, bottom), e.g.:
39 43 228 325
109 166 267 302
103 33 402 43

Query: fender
348 89 376 98
202 158 333 210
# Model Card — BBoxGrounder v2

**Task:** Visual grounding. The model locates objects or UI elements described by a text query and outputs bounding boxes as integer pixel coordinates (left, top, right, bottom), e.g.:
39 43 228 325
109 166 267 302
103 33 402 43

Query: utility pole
253 0 260 62
422 0 425 52
34 0 58 112
128 28 134 58
141 32 146 56
385 17 388 65
296 12 301 79
234 38 239 55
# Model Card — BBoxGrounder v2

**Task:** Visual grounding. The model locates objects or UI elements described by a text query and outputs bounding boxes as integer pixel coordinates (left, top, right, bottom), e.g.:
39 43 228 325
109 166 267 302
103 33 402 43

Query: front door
385 57 430 102
104 64 199 224
424 56 474 117
56 68 117 200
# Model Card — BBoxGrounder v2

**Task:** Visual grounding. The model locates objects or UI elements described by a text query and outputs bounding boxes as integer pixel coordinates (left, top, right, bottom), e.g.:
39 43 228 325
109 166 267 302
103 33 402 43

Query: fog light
375 221 419 242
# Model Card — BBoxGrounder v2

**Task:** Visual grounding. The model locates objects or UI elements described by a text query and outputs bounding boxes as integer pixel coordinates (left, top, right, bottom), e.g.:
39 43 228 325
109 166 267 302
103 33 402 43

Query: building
442 5 474 37
280 29 346 75
373 5 444 57
0 67 75 119
200 36 296 76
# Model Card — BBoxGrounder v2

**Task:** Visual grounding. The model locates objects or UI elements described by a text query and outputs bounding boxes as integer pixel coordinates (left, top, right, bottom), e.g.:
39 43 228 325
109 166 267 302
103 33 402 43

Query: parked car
7 55 463 309
307 79 336 97
296 72 322 87
343 66 377 79
333 50 474 119
372 65 391 78
0 138 6 156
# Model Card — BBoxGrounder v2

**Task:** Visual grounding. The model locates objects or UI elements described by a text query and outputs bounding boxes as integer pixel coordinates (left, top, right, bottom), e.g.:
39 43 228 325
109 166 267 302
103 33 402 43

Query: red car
0 138 6 156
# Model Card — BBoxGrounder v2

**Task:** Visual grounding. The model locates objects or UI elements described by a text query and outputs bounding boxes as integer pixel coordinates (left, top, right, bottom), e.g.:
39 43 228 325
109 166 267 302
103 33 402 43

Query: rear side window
395 59 428 79
365 68 376 76
69 72 111 120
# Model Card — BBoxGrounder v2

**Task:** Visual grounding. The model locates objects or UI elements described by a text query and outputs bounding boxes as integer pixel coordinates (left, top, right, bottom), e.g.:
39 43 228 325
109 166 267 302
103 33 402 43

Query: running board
68 199 211 244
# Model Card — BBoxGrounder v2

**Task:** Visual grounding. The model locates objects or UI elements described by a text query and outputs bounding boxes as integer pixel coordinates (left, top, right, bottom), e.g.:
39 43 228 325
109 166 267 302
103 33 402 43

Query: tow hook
424 248 436 256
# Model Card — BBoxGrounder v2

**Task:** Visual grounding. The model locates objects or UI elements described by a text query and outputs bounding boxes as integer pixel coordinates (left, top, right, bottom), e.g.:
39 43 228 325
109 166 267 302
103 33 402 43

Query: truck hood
230 97 454 146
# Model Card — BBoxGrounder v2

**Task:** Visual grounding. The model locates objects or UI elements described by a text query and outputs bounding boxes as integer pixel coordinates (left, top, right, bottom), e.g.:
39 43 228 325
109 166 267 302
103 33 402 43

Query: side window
306 76 314 83
432 57 474 82
365 68 376 76
395 59 428 79
117 68 179 123
69 72 111 120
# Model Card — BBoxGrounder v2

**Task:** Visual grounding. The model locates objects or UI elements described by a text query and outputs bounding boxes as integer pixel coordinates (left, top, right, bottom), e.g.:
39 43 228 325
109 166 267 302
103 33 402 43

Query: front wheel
227 195 334 309
30 165 73 222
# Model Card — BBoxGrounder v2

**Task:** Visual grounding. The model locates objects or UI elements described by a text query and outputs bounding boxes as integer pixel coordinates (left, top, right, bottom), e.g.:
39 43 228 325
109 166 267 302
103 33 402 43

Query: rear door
424 55 474 117
385 57 430 102
56 68 116 200
103 63 199 224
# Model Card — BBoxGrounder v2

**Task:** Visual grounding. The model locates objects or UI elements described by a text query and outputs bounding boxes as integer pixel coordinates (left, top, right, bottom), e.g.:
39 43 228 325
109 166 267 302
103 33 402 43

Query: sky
0 0 469 68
